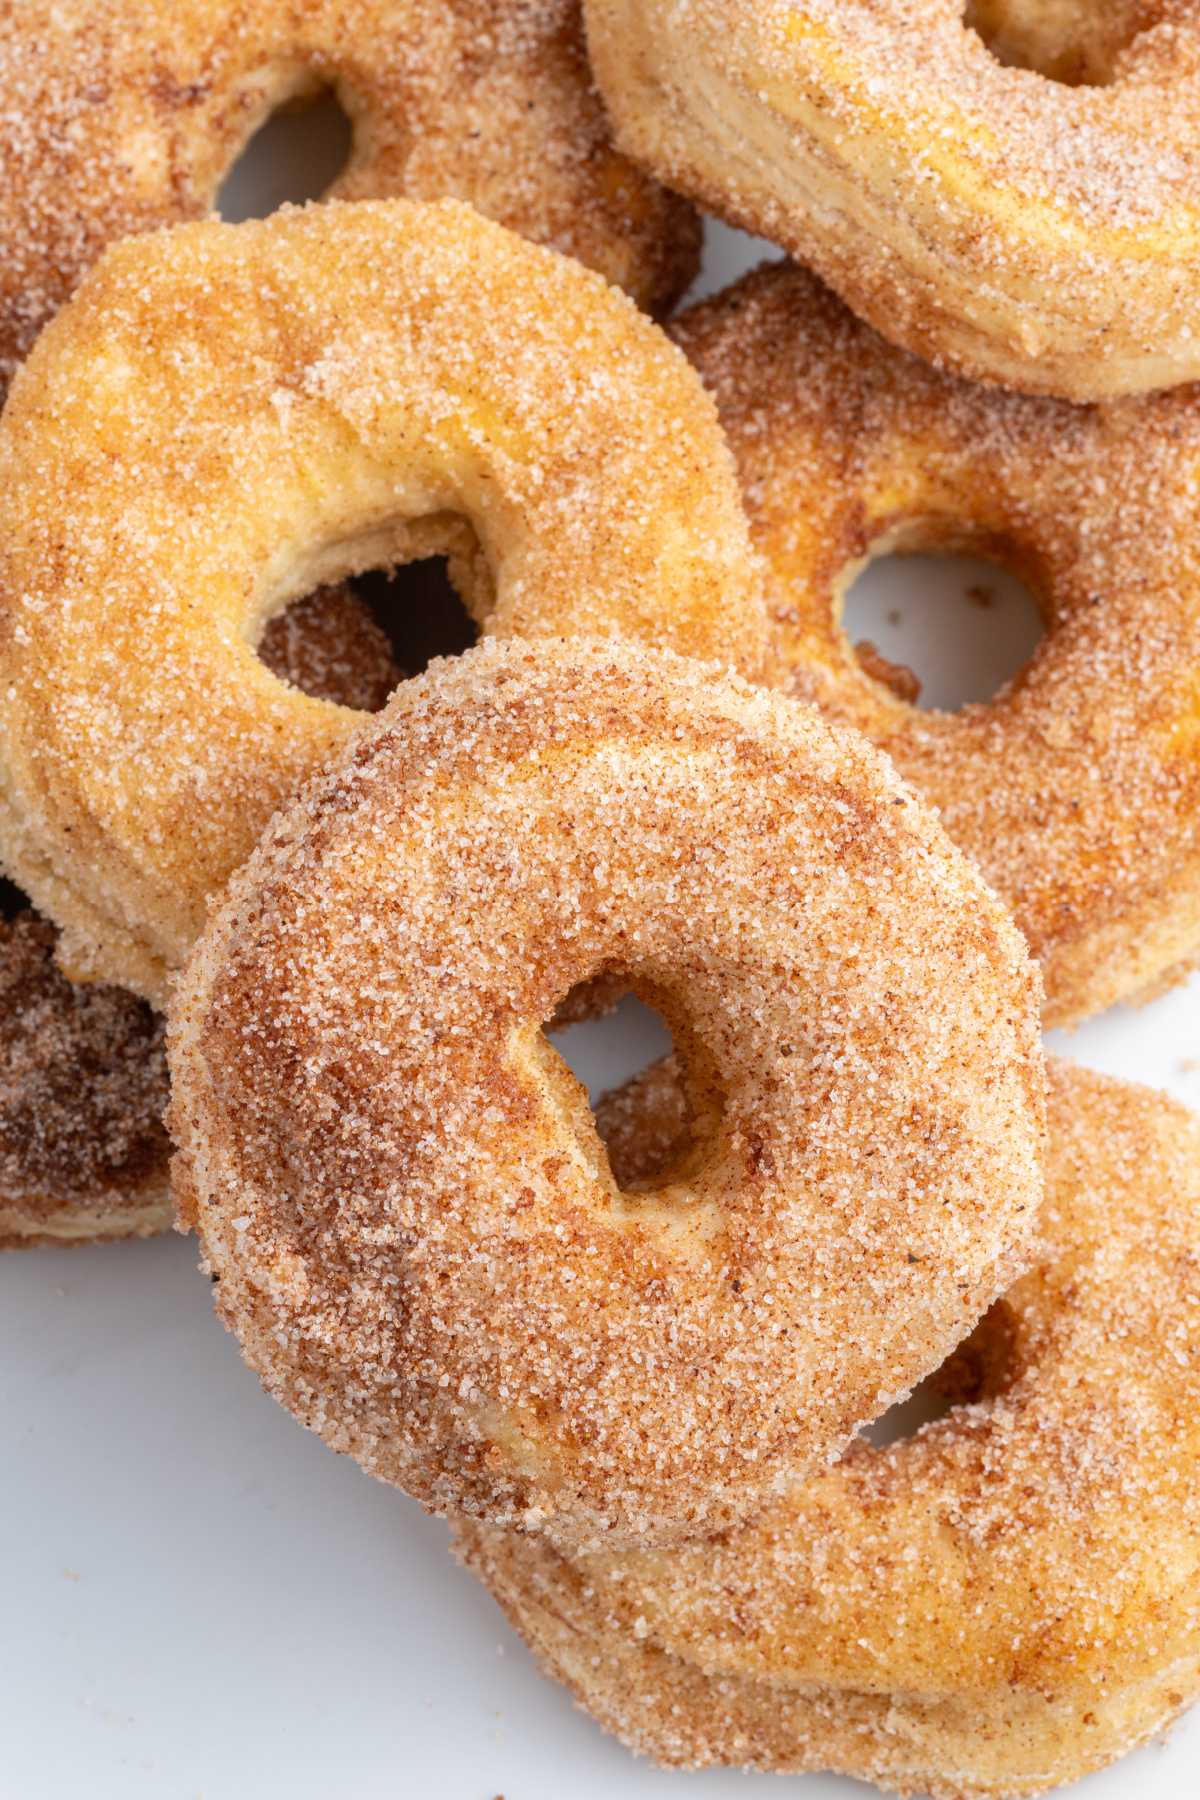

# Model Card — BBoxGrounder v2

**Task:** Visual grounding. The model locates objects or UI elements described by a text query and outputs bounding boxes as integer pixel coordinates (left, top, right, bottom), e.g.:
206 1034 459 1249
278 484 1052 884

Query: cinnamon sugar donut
168 638 1043 1551
584 0 1200 399
0 199 765 1008
672 260 1200 1029
0 576 400 1249
0 0 699 395
0 910 171 1249
457 1060 1200 1797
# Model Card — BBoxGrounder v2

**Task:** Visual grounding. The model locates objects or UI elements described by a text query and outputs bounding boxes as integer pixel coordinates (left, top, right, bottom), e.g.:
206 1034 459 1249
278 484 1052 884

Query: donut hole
257 582 402 711
963 0 1159 86
0 876 30 922
551 991 672 1101
860 1299 1018 1446
217 88 354 223
353 560 479 676
255 551 481 708
840 545 1045 712
548 988 726 1195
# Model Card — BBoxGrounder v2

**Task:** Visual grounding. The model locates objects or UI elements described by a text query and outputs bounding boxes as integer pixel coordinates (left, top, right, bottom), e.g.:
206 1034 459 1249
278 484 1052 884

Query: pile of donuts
3 3 1200 1796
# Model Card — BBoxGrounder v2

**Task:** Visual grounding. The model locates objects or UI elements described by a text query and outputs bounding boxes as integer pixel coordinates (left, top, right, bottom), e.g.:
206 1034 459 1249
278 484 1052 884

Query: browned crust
455 1059 1200 1797
167 637 1042 1552
0 0 699 392
673 259 1200 1028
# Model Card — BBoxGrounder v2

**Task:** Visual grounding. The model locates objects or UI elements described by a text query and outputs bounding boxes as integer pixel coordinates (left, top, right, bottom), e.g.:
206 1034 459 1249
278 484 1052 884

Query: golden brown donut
0 199 765 1008
168 637 1044 1552
583 0 1200 399
0 577 399 1249
671 259 1200 1030
457 1059 1200 1798
0 0 699 393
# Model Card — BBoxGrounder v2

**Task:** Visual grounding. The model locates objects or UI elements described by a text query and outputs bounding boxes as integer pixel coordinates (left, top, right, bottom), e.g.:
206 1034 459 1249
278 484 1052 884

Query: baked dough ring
583 0 1200 399
0 910 171 1249
0 577 399 1250
456 1059 1200 1797
168 638 1043 1551
0 0 699 392
672 260 1200 1030
0 199 765 1009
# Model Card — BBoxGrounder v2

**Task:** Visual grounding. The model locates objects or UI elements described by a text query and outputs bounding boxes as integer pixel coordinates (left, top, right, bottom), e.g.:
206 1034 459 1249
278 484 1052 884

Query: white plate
3 118 1199 1800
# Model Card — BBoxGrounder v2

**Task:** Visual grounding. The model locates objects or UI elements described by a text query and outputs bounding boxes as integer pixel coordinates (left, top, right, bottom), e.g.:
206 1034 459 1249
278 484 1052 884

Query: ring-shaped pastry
0 0 699 391
0 910 171 1249
0 199 765 1008
672 260 1200 1030
0 577 399 1249
457 1059 1200 1797
583 0 1200 398
168 638 1043 1551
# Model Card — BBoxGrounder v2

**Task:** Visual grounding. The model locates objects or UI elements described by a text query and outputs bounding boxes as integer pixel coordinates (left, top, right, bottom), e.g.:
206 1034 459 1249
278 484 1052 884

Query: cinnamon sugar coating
673 260 1200 1028
457 1060 1200 1797
584 0 1200 398
257 582 402 714
0 0 699 393
0 912 170 1248
0 201 765 1007
168 640 1043 1551
593 1051 691 1187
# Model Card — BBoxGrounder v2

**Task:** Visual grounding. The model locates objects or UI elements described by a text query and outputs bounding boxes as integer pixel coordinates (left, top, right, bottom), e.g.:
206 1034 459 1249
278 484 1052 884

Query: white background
3 112 1200 1800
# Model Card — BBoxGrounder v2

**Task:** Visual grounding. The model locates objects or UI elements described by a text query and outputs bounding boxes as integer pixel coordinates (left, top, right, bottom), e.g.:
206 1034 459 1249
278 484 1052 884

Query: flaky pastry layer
585 0 1200 399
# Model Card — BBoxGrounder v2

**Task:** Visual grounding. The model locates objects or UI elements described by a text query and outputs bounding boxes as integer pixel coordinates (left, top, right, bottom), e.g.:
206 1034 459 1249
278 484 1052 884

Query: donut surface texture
0 577 399 1249
0 912 171 1249
0 0 699 393
672 260 1200 1030
456 1059 1200 1796
0 200 766 1008
168 638 1044 1551
584 0 1200 399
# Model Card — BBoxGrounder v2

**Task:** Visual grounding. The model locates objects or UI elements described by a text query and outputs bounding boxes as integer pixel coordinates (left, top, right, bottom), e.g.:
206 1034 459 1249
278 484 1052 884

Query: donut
0 575 401 1250
671 259 1200 1030
167 637 1044 1551
0 0 700 394
0 909 172 1249
0 199 766 1008
456 1059 1200 1797
582 0 1200 399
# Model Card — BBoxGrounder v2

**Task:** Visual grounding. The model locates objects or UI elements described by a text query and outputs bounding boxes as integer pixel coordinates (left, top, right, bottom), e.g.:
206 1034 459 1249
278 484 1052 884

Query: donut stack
1 4 1200 1796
